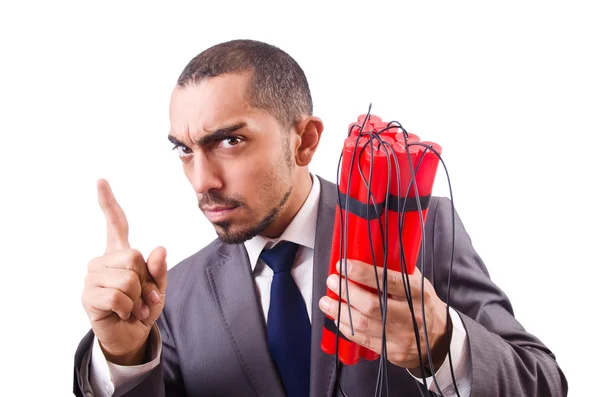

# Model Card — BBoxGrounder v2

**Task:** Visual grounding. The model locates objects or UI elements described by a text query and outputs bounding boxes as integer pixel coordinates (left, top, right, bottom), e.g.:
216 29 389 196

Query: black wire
334 139 346 396
363 136 387 397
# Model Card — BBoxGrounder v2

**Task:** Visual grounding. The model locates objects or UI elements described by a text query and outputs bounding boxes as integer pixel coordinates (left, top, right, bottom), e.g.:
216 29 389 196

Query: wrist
411 307 453 376
427 310 453 373
99 338 150 366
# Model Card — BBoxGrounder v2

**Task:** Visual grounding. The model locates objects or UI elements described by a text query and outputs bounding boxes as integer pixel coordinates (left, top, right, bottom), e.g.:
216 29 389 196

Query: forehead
169 73 257 138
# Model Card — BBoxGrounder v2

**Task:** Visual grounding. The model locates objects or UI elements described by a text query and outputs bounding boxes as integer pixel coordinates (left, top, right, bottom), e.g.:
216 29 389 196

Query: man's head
168 40 323 244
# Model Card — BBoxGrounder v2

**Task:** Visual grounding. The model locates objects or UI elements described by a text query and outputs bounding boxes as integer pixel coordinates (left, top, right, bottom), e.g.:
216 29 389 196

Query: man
74 39 567 396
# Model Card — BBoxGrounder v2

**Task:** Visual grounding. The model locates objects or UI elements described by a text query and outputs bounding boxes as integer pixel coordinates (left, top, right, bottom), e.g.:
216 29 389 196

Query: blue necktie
260 241 311 397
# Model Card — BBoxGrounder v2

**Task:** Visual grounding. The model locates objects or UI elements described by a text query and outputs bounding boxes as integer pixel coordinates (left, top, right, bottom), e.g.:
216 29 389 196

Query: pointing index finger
97 179 130 253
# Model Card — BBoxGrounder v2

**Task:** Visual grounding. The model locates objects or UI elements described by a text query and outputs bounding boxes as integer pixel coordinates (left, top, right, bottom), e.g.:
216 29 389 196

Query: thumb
147 246 168 295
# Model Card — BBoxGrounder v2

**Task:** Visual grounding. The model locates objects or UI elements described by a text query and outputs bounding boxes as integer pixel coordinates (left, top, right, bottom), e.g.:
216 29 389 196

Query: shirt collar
244 175 321 272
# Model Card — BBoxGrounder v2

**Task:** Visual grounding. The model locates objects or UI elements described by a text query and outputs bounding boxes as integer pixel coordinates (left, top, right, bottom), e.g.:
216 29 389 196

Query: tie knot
259 241 300 274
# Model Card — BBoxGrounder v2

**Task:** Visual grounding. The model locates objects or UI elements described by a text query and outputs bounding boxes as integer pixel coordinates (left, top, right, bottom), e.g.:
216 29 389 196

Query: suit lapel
309 177 339 397
207 243 286 397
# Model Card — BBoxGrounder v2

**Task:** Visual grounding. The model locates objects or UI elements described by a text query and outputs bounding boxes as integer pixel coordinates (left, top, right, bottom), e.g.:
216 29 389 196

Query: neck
261 171 312 238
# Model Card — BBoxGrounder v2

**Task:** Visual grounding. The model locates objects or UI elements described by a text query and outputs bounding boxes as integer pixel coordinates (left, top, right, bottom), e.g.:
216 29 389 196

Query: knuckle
123 297 134 313
355 314 369 331
130 248 143 260
423 283 435 301
415 313 424 329
81 291 89 309
422 289 431 303
121 249 145 274
389 348 408 365
124 269 140 290
124 248 142 264
336 321 346 336
108 290 122 309
83 273 93 288
87 257 98 273
361 334 373 349
351 262 366 280
388 273 400 290
108 216 123 229
364 298 380 317
336 280 345 296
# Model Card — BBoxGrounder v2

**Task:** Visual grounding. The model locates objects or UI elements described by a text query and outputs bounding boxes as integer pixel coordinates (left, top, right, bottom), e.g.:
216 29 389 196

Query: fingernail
140 304 150 320
149 290 160 304
327 274 339 289
319 296 332 311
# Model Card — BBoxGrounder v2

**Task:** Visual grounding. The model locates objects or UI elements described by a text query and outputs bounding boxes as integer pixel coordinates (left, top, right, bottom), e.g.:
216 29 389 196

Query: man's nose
187 154 223 194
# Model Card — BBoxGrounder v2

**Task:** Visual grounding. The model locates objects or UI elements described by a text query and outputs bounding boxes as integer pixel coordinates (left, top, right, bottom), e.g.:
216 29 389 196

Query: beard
201 185 293 244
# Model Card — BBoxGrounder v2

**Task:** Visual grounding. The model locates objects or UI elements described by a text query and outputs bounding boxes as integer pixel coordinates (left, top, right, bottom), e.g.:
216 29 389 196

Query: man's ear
294 116 324 167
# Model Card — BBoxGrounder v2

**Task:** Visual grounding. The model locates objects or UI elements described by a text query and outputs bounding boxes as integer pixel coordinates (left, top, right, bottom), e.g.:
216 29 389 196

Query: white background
0 1 598 395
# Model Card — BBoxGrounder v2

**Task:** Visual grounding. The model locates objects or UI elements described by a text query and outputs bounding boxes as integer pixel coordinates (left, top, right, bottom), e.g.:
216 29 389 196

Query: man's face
168 73 295 244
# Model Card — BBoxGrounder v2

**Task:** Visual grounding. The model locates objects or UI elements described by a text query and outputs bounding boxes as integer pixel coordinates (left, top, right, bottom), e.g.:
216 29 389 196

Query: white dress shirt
82 175 472 396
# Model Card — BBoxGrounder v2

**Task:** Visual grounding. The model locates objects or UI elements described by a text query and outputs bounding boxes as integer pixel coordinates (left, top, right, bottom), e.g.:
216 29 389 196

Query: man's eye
173 144 193 158
220 137 242 148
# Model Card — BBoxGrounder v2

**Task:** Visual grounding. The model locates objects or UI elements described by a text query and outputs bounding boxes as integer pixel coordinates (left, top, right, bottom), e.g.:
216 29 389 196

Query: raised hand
81 179 168 366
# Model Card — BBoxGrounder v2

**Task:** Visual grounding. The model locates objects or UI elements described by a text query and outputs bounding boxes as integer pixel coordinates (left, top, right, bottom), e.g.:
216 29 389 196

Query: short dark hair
177 39 313 128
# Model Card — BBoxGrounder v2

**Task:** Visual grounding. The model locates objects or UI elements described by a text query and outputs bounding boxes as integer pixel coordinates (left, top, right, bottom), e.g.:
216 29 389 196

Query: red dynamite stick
323 134 390 363
391 142 426 274
413 141 442 197
370 120 421 143
358 136 410 362
322 136 369 364
396 132 421 144
321 115 442 365
357 136 394 362
395 141 441 272
357 113 382 130
348 122 362 136
373 121 399 139
323 133 394 364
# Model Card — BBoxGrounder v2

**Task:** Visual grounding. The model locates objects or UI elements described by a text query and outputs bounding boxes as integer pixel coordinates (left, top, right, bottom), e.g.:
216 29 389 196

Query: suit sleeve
429 197 568 396
73 311 187 397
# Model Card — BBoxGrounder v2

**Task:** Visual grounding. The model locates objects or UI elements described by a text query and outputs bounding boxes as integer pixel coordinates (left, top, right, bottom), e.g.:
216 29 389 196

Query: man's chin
213 214 278 244
216 230 253 245
212 198 285 244
214 223 262 245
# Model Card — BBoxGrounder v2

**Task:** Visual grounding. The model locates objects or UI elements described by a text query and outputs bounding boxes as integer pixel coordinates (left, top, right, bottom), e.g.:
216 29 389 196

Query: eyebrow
168 122 247 147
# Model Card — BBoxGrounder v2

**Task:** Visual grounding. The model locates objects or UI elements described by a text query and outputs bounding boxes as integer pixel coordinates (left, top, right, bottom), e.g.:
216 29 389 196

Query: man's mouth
201 205 239 222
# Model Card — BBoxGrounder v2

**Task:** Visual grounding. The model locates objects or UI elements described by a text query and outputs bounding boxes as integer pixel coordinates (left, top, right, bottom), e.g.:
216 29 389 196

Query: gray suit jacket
74 177 567 396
